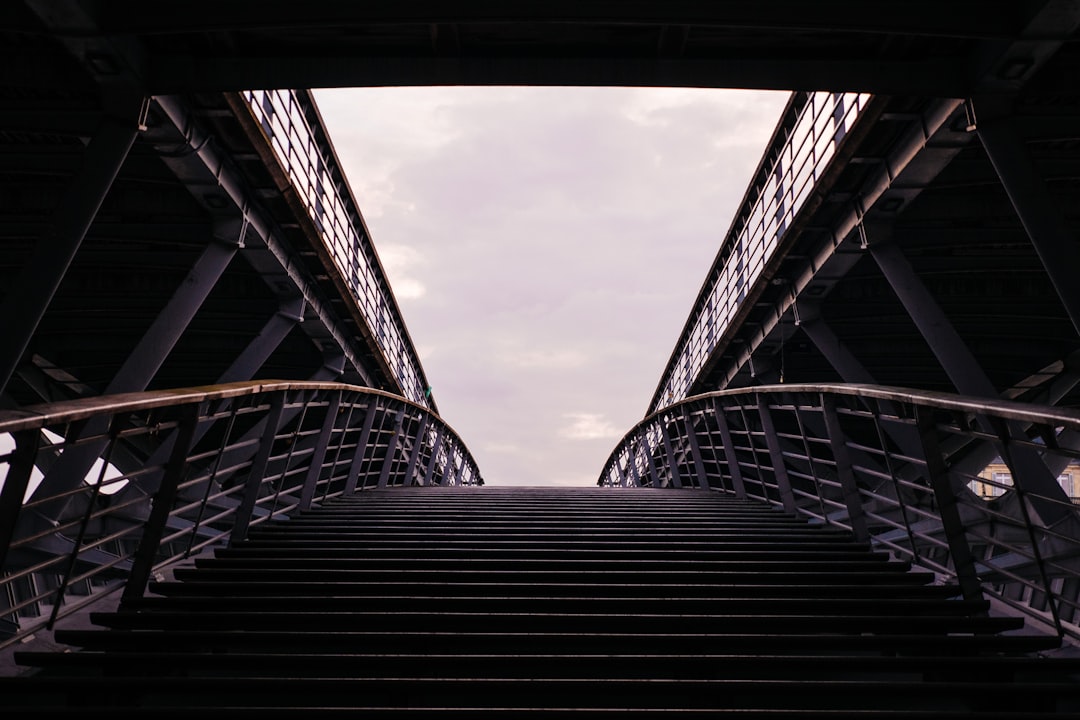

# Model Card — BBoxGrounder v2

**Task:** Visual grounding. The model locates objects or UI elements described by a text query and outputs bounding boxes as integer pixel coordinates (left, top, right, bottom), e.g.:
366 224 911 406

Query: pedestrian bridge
3 2 1080 715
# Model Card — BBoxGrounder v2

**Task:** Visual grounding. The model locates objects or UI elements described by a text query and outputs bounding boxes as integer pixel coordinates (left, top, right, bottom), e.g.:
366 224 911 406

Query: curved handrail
600 383 1080 643
0 381 482 650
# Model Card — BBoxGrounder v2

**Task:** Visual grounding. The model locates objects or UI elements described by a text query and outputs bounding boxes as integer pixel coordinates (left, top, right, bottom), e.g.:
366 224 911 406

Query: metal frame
601 382 1080 643
0 381 481 651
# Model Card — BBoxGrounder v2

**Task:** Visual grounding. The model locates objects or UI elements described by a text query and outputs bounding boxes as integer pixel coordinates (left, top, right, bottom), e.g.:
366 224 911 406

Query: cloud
375 244 426 300
558 413 623 441
497 347 589 370
312 85 791 486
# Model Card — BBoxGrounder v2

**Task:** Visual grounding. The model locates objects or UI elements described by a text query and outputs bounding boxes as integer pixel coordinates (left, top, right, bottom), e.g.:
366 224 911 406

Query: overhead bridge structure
3 1 1080 715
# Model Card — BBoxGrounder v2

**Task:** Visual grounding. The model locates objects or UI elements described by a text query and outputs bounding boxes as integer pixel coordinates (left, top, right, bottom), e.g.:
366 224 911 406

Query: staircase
5 486 1080 717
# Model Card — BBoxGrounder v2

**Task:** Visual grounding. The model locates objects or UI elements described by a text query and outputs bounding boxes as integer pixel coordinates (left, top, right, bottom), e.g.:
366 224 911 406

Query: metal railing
243 89 430 407
650 91 871 414
0 381 481 650
601 383 1080 643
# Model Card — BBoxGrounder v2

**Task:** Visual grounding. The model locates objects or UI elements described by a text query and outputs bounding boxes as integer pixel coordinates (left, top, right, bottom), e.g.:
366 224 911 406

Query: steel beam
870 237 1073 517
27 230 240 514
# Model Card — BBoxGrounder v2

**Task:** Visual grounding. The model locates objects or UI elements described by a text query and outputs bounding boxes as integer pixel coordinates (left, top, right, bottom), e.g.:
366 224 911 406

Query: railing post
123 403 201 605
821 394 869 541
627 439 643 488
661 414 682 489
420 425 446 487
757 395 797 514
642 426 660 488
298 391 341 510
231 393 286 544
682 406 709 490
320 397 358 503
378 408 405 489
914 405 985 604
344 397 380 494
713 400 746 498
987 415 1065 637
405 414 430 486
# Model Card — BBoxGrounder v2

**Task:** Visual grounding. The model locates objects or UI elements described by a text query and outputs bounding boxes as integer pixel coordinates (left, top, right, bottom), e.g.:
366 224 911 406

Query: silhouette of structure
2 2 1080 714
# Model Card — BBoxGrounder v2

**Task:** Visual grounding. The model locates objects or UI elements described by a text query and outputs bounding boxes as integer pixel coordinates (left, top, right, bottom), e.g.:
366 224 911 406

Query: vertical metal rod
989 416 1065 638
447 448 463 486
323 399 359 502
268 397 310 516
231 394 286 545
299 392 341 509
419 424 446 488
820 394 869 541
661 414 682 489
186 404 238 558
682 406 709 490
871 401 920 562
123 404 200 605
915 405 985 604
48 424 118 629
345 399 380 494
736 402 769 503
641 424 659 488
405 414 431 487
713 400 747 499
793 402 830 525
757 395 797 514
378 409 405 489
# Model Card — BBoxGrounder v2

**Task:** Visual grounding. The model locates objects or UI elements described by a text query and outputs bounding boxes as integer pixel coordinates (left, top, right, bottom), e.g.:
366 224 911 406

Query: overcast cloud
313 86 791 487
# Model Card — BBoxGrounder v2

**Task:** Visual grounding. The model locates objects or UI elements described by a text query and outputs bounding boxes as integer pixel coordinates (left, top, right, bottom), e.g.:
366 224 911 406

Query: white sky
313 86 791 487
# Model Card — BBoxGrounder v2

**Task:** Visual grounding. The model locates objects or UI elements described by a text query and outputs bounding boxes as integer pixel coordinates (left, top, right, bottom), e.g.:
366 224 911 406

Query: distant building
970 459 1080 502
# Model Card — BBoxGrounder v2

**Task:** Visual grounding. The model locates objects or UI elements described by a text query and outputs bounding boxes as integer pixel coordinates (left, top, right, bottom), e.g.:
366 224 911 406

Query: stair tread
9 487 1077 716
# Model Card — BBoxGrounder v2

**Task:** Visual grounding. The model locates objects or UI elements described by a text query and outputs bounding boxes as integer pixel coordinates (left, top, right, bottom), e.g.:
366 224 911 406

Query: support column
217 297 305 384
661 415 682 489
130 299 307 497
713 402 747 498
345 397 382 493
799 309 877 385
0 108 140 396
404 414 431 486
916 406 985 604
821 394 869 541
378 409 405 489
757 396 797 514
627 439 644 488
869 239 998 399
29 226 242 507
682 406 709 490
801 308 927 464
298 391 341 510
870 236 1072 517
105 224 241 396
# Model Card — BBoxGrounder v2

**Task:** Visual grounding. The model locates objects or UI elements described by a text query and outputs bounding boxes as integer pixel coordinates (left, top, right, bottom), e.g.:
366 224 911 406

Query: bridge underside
692 84 1080 409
